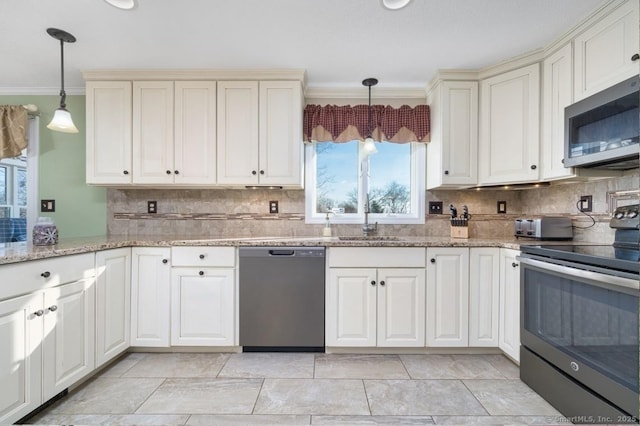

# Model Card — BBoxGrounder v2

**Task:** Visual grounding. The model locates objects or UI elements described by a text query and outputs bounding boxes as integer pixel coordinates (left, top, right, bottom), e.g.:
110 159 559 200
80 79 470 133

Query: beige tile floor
26 352 569 425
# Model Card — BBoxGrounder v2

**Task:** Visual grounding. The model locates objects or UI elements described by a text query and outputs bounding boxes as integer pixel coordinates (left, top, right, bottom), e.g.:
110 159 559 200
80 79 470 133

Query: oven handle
517 256 640 292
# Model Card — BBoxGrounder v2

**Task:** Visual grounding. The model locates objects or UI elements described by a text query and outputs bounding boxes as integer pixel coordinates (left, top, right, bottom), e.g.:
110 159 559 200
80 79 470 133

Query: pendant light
382 0 412 10
362 78 378 155
103 0 136 10
46 28 79 134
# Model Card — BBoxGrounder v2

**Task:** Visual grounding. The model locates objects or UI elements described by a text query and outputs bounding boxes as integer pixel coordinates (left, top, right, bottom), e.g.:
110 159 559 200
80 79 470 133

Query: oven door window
523 268 639 393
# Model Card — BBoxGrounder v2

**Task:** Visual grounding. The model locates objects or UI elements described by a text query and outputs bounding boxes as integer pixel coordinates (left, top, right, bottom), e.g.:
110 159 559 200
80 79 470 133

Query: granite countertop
0 234 570 265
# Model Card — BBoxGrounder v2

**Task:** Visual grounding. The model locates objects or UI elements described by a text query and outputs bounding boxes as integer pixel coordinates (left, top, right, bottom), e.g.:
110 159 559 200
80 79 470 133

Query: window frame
305 141 425 225
0 156 26 218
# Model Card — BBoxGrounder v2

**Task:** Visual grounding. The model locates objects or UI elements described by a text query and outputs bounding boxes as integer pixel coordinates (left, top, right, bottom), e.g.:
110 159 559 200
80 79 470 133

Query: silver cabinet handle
48 305 58 312
41 271 51 278
34 309 44 317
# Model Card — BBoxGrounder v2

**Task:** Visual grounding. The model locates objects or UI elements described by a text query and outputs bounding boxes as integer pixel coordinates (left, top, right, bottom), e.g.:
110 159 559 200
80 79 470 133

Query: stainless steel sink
337 236 400 241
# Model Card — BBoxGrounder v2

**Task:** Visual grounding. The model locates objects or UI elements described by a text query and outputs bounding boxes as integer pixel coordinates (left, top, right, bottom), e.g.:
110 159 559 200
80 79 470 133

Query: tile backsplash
107 172 639 242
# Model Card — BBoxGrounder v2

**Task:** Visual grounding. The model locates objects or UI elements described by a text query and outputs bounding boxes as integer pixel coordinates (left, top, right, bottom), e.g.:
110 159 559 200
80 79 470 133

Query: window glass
306 140 424 224
0 166 6 205
315 141 359 214
369 142 411 214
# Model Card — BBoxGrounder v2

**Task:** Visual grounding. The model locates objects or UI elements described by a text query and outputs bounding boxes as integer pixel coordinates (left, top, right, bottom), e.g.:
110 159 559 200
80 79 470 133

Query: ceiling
0 0 604 94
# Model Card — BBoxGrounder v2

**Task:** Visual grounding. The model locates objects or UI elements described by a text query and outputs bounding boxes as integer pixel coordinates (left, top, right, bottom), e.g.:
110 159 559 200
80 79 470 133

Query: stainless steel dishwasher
239 247 325 352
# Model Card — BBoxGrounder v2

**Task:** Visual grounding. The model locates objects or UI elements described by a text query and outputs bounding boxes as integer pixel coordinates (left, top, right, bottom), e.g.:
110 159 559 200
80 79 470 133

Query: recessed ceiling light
381 0 411 10
103 0 135 10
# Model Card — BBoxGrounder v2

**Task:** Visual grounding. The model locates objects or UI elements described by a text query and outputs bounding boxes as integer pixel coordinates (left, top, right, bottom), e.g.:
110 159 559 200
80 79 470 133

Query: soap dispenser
323 212 332 237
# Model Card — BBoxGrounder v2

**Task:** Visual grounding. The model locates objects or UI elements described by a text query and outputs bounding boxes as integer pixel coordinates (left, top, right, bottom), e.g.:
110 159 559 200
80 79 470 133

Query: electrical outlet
147 201 157 214
428 201 443 215
40 199 55 212
497 201 507 214
269 200 279 214
579 195 592 212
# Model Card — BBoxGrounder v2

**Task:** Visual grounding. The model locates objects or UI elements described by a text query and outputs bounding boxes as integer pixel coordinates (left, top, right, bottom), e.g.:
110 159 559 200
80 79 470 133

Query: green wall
0 95 107 238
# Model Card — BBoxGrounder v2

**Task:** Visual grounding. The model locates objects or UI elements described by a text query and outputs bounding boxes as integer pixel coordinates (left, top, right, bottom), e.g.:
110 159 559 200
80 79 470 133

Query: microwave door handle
517 256 639 293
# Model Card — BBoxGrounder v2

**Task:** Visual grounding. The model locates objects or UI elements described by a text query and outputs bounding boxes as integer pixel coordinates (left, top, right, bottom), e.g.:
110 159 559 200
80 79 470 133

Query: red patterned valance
303 104 430 143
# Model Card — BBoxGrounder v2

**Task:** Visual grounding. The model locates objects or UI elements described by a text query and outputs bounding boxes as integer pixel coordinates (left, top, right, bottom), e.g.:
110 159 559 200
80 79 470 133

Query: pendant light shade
103 0 136 10
362 78 378 156
47 28 79 134
382 0 412 10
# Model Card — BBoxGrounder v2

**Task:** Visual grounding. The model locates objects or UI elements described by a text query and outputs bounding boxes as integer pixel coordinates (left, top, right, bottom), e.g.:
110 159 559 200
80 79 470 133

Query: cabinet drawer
328 248 425 268
171 247 235 267
0 253 96 300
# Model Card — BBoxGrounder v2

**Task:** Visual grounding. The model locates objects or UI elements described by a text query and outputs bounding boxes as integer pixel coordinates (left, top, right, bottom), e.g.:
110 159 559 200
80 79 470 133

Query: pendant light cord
59 38 67 108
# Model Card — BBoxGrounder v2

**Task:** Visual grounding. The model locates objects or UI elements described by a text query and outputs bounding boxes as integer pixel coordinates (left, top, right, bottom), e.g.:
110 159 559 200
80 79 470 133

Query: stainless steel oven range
519 204 639 423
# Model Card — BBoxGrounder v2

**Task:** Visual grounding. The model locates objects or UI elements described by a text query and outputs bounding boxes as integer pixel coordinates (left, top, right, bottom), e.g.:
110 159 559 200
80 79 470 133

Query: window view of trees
0 157 27 219
314 141 411 215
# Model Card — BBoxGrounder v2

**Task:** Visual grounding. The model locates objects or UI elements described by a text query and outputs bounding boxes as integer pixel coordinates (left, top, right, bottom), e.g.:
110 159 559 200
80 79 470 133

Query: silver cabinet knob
199 271 204 276
380 280 385 286
48 305 58 312
41 271 51 278
370 280 376 286
512 262 519 268
34 309 44 317
162 259 168 264
199 254 205 259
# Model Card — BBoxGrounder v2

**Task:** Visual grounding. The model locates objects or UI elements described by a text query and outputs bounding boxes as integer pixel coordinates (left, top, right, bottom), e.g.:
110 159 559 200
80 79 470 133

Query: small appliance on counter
514 217 573 240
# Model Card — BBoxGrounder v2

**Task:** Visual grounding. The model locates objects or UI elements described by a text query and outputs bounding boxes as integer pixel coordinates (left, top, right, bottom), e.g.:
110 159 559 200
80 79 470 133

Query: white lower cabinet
130 247 171 347
171 268 235 346
95 248 131 368
426 247 500 348
426 247 469 347
0 293 43 424
326 248 426 348
42 279 96 401
469 248 500 347
499 248 521 363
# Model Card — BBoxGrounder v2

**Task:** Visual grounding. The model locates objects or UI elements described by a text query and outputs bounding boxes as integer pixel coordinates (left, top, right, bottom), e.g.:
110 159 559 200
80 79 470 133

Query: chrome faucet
362 194 378 236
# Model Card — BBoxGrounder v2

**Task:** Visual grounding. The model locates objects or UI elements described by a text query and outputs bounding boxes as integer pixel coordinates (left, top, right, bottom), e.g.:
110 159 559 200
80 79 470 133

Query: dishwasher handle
269 249 295 256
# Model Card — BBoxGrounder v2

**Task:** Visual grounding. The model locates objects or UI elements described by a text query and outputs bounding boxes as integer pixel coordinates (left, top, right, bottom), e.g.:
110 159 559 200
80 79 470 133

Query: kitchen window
0 155 27 219
305 140 425 224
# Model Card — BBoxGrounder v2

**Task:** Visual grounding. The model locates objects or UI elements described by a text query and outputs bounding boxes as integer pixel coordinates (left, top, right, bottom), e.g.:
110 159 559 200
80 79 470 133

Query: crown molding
0 87 85 96
305 86 426 99
82 68 307 84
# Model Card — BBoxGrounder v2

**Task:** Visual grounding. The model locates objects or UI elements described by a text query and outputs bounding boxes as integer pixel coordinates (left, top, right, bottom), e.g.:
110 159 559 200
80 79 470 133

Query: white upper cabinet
217 80 303 187
426 79 478 189
132 81 175 184
217 81 260 185
573 0 639 101
259 81 303 187
86 81 133 185
174 81 218 185
479 63 540 185
541 43 575 181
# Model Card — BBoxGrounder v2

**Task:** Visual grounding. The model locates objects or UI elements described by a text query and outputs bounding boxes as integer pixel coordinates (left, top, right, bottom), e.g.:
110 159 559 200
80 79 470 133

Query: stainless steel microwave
564 76 639 170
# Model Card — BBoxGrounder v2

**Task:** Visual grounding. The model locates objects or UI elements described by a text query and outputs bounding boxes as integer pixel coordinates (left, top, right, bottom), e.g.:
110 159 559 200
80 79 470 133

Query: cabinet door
132 81 175 184
479 64 540 185
0 293 42 425
130 247 171 347
174 81 217 185
95 248 131 368
326 268 377 347
427 81 478 189
469 248 500 347
426 247 469 347
86 81 132 184
42 279 96 401
499 248 521 363
541 44 576 181
171 268 235 346
258 81 303 187
217 81 259 185
377 268 426 347
574 0 640 101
